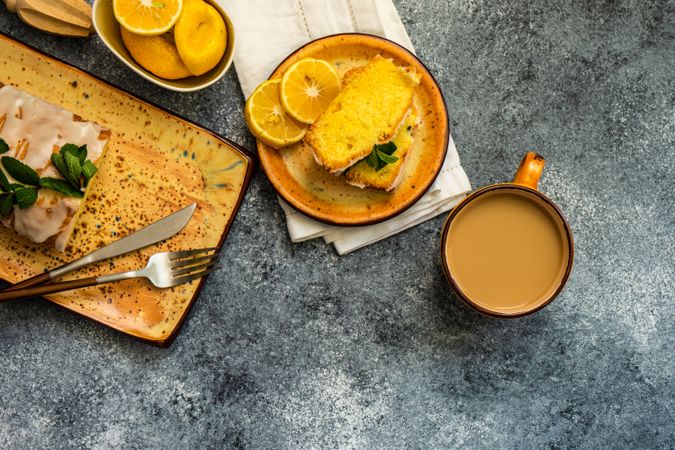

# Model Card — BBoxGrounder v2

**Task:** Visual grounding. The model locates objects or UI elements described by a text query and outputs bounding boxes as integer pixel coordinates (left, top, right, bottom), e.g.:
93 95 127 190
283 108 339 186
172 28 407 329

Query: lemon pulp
113 0 183 36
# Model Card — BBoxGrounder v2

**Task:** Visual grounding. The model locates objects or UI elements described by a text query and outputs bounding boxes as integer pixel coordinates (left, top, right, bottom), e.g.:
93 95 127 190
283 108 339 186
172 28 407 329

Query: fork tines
169 247 220 285
169 247 218 260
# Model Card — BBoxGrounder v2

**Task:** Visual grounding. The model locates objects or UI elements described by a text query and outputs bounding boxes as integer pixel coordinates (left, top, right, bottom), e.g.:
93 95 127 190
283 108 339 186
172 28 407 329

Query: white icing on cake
0 85 108 251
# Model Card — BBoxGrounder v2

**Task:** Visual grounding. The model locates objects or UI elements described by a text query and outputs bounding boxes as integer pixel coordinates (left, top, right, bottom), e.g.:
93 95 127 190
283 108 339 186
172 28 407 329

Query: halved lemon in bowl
280 58 341 124
174 0 227 76
245 79 308 150
113 0 183 36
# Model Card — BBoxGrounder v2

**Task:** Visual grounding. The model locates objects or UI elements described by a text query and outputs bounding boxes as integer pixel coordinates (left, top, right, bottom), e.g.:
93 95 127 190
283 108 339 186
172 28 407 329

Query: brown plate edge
0 32 257 347
257 32 450 227
439 183 575 318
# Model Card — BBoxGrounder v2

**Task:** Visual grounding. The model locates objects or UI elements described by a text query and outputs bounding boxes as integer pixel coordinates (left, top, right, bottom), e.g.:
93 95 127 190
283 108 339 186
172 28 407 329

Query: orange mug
441 153 574 317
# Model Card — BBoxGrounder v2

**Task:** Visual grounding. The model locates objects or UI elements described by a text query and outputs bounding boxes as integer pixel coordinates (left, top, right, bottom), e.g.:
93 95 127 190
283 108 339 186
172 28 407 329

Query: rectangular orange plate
0 33 255 346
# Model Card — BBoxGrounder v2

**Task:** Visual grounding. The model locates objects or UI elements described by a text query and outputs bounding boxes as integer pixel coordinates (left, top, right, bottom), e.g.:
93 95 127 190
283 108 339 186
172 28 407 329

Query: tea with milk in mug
444 188 570 314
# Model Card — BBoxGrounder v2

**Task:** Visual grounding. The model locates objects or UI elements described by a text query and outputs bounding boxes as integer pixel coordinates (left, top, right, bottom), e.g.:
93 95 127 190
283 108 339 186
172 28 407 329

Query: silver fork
0 248 219 303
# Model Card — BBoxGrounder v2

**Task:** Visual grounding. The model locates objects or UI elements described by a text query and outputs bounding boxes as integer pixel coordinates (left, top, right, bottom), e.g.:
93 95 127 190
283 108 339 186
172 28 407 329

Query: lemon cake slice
306 55 421 173
346 107 421 191
0 84 109 251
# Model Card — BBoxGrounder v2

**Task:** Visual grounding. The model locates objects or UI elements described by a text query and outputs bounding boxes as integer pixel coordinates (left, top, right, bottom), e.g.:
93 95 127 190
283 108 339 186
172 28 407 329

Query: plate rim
0 31 256 347
258 32 450 227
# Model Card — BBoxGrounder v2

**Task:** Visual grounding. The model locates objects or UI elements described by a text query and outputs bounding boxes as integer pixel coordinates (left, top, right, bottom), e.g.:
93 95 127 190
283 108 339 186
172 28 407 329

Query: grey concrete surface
0 0 673 448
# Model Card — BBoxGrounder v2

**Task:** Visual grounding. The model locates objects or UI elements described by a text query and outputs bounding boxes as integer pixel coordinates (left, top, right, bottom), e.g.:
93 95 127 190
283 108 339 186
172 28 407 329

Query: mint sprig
0 143 98 218
365 141 398 172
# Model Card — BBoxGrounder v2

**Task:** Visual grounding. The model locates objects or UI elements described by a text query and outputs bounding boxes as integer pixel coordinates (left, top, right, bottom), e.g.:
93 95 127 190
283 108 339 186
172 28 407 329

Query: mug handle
513 152 545 189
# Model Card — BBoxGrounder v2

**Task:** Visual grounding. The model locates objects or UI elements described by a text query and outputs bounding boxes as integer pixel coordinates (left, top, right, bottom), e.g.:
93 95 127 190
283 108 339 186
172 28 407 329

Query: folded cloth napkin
220 0 472 254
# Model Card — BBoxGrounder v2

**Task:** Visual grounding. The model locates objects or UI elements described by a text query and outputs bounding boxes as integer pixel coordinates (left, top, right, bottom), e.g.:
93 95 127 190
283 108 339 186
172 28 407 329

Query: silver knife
3 203 197 292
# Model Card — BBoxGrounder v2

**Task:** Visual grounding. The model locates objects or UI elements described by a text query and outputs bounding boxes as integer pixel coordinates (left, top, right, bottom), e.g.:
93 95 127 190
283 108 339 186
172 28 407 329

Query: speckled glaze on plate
0 34 254 346
258 34 449 226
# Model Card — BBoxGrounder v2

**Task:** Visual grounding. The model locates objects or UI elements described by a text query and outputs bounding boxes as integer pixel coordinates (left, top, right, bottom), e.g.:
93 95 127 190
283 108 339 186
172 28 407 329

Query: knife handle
2 252 91 292
0 276 98 302
2 271 52 292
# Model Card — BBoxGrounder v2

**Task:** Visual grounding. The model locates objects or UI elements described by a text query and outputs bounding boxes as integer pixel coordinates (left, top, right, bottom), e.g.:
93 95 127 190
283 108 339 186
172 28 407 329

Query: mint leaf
366 151 380 170
40 177 84 198
53 144 97 188
1 156 40 186
81 160 97 187
365 141 398 172
61 143 86 181
76 145 88 164
51 153 68 180
14 186 38 209
376 150 399 164
0 138 8 154
374 141 397 156
0 193 12 217
0 169 9 192
60 143 79 158
64 151 82 188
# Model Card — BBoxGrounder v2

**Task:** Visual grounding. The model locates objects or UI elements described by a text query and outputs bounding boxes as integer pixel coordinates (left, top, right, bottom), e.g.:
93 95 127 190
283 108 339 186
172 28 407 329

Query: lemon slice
245 79 308 149
280 58 341 124
113 0 183 36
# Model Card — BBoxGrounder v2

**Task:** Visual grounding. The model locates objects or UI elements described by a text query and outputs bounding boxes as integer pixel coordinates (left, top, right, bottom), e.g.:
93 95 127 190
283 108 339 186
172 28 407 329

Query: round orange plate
258 33 449 226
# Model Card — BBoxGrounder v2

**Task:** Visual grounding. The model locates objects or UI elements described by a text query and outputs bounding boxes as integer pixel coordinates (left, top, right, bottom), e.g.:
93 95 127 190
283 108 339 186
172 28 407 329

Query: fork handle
2 272 52 292
0 276 99 302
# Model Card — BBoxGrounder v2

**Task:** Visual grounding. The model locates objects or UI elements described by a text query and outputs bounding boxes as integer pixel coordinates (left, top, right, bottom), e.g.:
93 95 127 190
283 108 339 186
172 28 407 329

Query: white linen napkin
220 0 472 254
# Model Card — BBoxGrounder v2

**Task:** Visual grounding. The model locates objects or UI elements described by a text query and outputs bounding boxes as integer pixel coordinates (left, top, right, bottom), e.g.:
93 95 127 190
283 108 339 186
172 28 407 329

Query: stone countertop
0 1 673 448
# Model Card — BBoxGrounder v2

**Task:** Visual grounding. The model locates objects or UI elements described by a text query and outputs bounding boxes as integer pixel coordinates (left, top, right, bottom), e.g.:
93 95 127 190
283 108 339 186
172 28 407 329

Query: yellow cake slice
0 84 109 251
305 55 421 173
346 107 421 191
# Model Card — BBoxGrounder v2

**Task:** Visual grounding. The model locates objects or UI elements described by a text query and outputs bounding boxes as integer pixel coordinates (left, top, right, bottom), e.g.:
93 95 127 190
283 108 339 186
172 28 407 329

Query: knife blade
3 203 197 292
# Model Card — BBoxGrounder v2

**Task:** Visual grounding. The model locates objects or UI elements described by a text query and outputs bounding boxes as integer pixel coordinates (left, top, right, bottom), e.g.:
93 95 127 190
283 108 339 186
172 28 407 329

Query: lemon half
174 0 227 76
120 27 192 79
113 0 183 36
245 79 308 149
280 58 341 124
